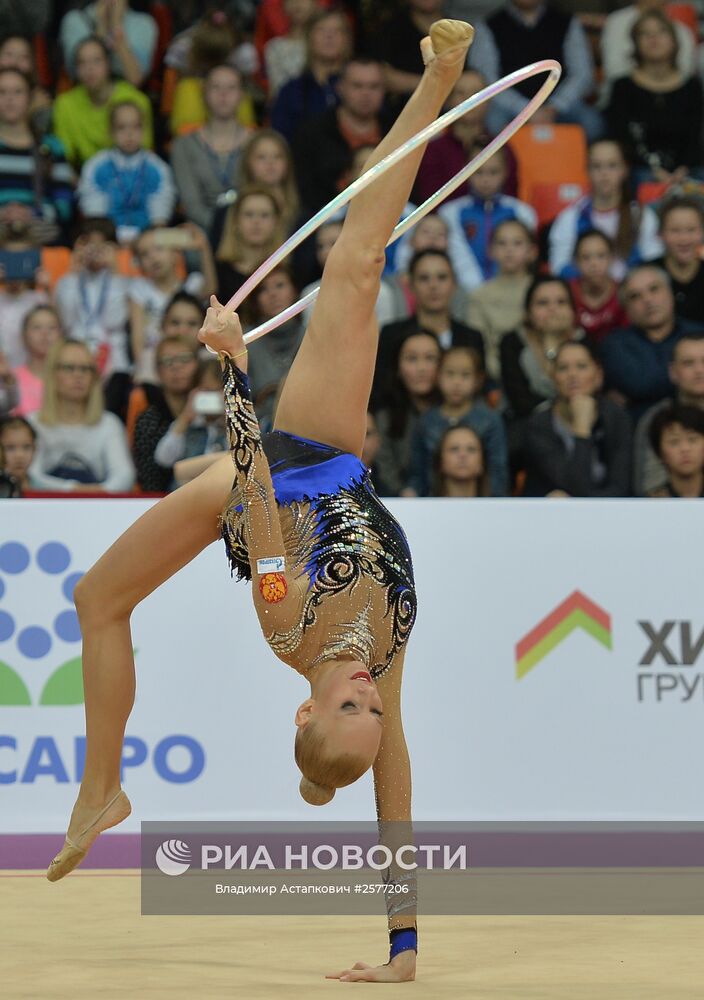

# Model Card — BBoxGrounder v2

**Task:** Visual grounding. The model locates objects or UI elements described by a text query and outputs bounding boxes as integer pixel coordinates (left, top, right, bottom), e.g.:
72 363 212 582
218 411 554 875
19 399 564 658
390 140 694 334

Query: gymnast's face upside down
293 660 384 805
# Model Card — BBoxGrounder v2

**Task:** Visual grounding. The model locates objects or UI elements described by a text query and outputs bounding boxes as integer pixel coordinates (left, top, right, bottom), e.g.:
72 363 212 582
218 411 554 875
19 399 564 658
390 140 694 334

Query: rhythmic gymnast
46 19 474 983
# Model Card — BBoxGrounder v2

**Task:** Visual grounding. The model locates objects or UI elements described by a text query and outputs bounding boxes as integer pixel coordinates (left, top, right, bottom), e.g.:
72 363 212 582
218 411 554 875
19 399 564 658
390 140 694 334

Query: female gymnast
46 19 474 983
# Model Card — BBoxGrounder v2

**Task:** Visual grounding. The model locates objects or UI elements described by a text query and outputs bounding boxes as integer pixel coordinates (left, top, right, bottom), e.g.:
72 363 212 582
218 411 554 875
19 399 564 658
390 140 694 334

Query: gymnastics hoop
217 59 562 348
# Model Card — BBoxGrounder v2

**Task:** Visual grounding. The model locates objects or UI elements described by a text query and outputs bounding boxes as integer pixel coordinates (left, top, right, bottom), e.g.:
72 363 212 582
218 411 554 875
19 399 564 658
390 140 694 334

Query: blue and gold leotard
219 358 417 679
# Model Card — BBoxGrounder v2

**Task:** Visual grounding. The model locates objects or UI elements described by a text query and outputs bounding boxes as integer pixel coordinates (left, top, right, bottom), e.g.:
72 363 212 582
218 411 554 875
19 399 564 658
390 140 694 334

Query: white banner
0 499 702 832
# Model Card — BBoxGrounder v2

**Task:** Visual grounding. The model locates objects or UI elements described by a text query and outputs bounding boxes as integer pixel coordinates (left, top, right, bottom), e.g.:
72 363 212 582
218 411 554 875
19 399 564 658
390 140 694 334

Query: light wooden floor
1 870 702 999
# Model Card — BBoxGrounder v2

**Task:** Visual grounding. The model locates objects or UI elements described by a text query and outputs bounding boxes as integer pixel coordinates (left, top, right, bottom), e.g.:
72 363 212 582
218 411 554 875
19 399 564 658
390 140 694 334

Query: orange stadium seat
530 181 587 227
40 247 72 288
666 3 698 38
509 124 589 212
637 181 670 205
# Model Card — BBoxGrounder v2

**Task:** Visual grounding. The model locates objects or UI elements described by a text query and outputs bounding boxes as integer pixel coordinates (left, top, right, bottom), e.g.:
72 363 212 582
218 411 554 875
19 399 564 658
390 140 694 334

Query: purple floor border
3 831 704 870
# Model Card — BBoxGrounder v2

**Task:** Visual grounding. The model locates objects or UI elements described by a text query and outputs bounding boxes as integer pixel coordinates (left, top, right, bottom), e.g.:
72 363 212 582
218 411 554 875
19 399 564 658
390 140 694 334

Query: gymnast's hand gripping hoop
213 59 562 348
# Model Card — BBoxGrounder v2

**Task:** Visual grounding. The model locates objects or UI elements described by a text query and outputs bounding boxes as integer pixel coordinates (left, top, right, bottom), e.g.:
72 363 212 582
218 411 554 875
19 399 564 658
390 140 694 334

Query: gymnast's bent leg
47 454 234 880
274 20 474 455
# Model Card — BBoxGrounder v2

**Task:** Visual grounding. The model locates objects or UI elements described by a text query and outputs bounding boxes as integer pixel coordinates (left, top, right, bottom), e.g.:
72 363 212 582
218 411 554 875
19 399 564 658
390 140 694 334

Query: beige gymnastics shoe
421 19 475 70
46 789 132 882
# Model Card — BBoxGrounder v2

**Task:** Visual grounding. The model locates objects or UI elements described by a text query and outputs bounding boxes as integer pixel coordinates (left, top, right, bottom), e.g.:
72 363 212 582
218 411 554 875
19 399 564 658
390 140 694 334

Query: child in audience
12 306 63 415
439 145 537 290
215 185 285 303
654 197 704 323
408 345 508 497
0 414 37 493
236 129 300 234
569 230 628 345
549 139 662 279
265 0 318 97
432 425 490 498
129 226 215 384
466 219 537 382
648 403 704 498
78 101 177 244
54 218 132 415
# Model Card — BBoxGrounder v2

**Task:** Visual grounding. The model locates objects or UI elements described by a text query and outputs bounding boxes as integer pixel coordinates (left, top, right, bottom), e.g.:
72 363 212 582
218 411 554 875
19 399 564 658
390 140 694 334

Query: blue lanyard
199 135 240 190
78 271 112 326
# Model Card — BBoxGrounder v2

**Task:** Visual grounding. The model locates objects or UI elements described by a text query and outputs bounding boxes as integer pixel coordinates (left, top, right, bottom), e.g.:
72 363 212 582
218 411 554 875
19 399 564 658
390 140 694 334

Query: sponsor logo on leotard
256 556 286 574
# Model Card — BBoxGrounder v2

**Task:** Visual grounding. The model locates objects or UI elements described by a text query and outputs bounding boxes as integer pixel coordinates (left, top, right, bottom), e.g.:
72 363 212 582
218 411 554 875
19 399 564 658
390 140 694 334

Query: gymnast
46 19 475 983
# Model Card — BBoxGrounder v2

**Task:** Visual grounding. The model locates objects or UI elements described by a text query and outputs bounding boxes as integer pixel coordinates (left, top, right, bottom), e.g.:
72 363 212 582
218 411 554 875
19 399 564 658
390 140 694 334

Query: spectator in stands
432 424 490 497
270 7 352 142
500 276 583 464
470 0 603 142
373 249 484 407
466 218 537 383
0 350 18 416
361 410 395 496
0 68 74 246
265 0 319 97
408 344 507 496
373 0 442 101
152 356 227 486
523 340 631 497
54 217 132 416
12 305 63 416
215 185 284 302
439 144 536 290
600 264 704 421
653 197 704 323
389 213 467 326
29 339 135 492
605 9 703 185
375 330 442 495
236 128 301 234
548 139 662 279
132 334 199 492
601 0 696 93
59 0 158 89
129 225 216 385
633 330 704 495
166 7 258 136
293 57 388 215
0 35 52 136
647 403 704 497
415 70 490 205
125 292 205 440
53 37 153 170
170 65 251 236
245 265 305 422
0 414 36 493
78 101 177 244
0 234 49 367
569 230 628 345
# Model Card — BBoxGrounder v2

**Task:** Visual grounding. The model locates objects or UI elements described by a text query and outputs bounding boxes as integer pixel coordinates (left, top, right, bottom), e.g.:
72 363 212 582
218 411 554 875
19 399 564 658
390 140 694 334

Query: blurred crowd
2 0 704 501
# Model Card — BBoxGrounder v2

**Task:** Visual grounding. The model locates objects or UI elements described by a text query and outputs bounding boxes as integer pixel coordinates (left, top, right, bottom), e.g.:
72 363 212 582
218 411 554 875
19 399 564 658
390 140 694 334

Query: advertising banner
1 499 702 832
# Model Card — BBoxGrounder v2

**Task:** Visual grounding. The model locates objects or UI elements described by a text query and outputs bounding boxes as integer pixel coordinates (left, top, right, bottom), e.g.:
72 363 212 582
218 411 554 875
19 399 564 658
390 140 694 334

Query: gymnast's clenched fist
198 295 247 363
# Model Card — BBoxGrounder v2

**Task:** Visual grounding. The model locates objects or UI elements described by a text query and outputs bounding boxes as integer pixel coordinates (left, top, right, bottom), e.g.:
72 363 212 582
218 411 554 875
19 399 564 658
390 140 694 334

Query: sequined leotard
218 357 418 934
219 357 417 679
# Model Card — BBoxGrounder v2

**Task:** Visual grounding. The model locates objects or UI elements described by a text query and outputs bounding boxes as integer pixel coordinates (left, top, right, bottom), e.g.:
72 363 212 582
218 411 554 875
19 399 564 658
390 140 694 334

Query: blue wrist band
389 927 417 959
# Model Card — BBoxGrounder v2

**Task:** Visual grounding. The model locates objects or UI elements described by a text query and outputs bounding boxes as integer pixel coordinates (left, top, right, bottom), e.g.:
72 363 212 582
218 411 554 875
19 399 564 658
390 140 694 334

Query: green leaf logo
40 657 84 706
0 660 31 705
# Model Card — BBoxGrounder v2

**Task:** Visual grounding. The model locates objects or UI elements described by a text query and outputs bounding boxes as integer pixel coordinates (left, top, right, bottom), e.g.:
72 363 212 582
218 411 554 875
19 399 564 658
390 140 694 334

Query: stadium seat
41 247 72 288
637 182 670 205
666 3 698 39
530 181 587 227
509 125 589 208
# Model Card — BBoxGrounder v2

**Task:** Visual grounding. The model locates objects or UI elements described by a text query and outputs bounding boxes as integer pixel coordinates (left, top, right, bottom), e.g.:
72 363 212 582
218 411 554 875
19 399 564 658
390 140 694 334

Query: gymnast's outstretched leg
274 19 474 454
46 455 234 880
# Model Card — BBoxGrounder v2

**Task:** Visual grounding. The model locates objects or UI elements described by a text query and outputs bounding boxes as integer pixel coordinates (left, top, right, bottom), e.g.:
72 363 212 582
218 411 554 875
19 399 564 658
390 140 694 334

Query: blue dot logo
0 541 85 663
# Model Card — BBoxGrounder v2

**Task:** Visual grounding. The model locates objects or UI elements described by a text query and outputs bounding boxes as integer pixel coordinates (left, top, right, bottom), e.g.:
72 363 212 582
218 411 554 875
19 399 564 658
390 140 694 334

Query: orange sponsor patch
259 572 288 604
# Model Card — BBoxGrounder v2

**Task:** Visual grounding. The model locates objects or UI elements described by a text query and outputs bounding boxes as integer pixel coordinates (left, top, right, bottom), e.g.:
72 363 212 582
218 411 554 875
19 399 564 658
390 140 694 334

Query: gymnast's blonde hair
295 718 371 806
